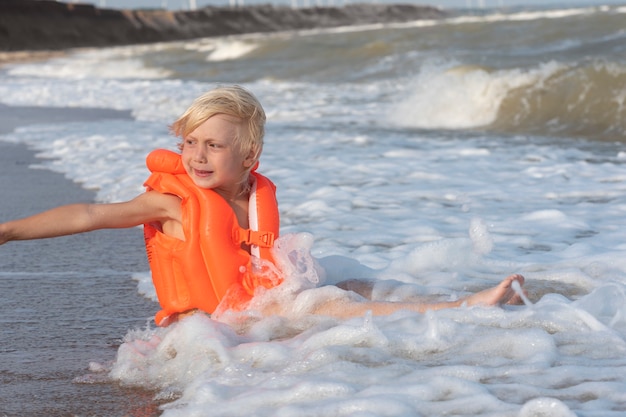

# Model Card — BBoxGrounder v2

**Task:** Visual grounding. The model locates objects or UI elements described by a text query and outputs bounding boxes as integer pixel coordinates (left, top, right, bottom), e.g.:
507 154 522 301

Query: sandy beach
0 106 159 416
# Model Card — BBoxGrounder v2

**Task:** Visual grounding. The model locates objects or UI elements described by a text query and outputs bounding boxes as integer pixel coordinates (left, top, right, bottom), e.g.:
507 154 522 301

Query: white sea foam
204 39 259 61
6 47 171 80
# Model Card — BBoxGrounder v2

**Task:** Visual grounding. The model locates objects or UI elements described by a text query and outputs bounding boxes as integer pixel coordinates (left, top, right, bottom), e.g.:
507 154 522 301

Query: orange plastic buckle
240 229 275 248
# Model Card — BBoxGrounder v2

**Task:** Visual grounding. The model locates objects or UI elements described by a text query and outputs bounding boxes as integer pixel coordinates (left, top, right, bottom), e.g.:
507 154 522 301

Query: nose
192 145 207 163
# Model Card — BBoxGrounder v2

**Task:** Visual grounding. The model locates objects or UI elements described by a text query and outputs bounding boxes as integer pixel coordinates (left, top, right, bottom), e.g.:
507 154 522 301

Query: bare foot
464 274 525 307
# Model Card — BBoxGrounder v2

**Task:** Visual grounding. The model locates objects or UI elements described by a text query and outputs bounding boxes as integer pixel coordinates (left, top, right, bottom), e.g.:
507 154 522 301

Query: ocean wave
182 38 260 62
389 59 626 141
495 59 626 141
5 46 172 80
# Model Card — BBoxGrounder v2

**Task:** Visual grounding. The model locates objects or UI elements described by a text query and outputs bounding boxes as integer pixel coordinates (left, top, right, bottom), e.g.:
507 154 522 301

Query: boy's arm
0 191 179 244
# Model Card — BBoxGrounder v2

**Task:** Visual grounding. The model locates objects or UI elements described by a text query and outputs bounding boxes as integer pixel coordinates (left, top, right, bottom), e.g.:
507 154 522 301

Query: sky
58 0 626 11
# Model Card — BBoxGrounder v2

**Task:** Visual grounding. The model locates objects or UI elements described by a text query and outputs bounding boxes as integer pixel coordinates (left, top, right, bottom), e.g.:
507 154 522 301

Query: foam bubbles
469 218 494 256
110 314 241 391
519 398 577 417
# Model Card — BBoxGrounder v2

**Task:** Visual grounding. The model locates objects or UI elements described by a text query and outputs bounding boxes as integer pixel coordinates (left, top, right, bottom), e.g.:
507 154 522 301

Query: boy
0 85 524 326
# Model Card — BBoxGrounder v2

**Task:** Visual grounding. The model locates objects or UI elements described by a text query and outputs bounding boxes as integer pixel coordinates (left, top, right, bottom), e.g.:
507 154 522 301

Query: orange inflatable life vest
143 149 281 326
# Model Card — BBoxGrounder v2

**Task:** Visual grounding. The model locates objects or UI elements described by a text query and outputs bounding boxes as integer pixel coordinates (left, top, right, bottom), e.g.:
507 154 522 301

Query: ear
242 148 258 169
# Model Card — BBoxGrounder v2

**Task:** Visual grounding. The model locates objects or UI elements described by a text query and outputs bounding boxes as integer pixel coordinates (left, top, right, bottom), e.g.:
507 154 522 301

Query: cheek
224 151 248 169
225 160 246 176
179 153 194 174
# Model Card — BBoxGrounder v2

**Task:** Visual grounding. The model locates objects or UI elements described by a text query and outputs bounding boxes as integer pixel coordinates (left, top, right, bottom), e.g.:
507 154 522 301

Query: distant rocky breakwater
0 0 446 55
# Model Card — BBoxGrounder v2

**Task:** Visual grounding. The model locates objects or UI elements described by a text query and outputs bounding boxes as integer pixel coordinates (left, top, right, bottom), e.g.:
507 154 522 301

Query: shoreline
0 103 132 133
0 1 447 53
0 105 158 416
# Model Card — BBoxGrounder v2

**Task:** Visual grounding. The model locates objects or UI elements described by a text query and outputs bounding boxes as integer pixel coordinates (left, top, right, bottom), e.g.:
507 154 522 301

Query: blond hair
170 85 266 168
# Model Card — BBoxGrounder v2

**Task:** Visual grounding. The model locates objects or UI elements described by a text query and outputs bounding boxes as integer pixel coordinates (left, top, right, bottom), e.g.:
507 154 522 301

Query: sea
1 2 626 416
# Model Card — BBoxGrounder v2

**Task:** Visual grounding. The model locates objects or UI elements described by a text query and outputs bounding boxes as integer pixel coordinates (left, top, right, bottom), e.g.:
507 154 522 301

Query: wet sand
0 106 160 416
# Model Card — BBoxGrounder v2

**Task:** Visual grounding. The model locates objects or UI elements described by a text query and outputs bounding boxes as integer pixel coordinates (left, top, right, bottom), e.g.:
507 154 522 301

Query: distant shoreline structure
0 0 447 53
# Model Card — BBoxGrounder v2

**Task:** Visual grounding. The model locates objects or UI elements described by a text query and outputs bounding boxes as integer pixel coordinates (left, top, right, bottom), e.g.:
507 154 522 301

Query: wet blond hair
170 85 266 177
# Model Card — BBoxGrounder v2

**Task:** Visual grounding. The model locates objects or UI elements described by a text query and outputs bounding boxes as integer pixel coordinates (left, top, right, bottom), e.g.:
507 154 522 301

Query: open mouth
194 169 213 177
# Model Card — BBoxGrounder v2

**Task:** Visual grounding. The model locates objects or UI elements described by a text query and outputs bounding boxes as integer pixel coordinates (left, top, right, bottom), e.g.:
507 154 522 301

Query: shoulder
140 190 181 206
130 190 182 220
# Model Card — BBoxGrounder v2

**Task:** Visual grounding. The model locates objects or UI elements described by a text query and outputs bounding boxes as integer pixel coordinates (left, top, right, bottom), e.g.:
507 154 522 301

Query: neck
216 175 252 202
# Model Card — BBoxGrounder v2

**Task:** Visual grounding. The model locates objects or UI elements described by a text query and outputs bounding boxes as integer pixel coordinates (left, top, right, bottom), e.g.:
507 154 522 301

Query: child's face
180 114 254 198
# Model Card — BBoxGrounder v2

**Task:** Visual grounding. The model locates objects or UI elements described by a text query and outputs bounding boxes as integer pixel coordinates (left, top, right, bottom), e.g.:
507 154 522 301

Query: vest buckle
239 229 275 248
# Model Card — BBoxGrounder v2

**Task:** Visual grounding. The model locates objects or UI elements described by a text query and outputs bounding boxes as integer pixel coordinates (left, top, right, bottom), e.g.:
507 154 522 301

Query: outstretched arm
0 191 180 245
